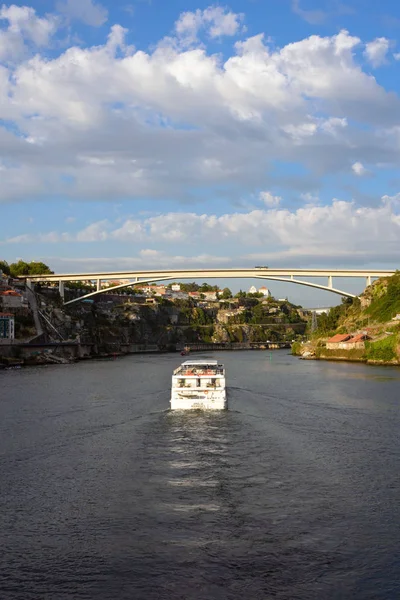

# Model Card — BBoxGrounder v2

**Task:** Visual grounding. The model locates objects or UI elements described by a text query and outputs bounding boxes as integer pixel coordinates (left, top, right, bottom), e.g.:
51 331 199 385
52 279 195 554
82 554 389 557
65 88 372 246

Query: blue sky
1 0 400 304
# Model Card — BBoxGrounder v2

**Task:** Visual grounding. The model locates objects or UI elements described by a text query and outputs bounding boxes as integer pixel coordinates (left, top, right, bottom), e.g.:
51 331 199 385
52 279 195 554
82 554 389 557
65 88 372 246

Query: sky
1 0 400 305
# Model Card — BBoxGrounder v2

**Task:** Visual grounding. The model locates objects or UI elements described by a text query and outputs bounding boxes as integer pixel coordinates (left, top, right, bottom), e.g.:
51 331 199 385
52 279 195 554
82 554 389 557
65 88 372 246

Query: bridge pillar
366 275 372 287
26 278 32 290
328 275 333 289
96 279 101 292
59 280 65 299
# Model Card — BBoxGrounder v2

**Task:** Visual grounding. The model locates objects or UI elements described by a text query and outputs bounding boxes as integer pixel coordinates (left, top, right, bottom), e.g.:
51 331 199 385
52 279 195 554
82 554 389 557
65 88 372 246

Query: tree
180 282 200 292
9 260 53 277
221 287 232 299
0 260 10 276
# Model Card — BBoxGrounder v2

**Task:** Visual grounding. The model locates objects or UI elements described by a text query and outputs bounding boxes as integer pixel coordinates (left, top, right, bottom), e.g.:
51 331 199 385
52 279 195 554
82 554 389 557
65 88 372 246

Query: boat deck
173 362 225 377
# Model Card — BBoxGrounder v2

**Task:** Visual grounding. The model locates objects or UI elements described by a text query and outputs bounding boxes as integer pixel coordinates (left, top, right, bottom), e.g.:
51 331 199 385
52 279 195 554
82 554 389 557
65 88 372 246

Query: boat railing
173 367 225 376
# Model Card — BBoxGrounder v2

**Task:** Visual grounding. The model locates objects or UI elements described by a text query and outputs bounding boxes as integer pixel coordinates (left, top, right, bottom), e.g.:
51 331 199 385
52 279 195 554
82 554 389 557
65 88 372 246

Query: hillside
292 271 400 365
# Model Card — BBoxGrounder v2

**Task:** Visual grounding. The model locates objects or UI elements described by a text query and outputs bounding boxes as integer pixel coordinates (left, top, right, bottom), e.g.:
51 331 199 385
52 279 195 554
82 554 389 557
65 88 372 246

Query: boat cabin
172 360 225 390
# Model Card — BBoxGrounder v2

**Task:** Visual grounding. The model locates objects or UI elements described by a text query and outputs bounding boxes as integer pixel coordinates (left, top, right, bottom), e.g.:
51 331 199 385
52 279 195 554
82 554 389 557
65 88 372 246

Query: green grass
365 335 398 362
365 272 400 323
291 341 302 355
316 348 365 361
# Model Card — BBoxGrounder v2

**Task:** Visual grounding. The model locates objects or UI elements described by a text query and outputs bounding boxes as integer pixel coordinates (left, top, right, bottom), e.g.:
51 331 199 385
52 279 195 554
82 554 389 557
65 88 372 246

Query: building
326 333 369 350
142 284 166 296
0 272 10 291
0 313 15 339
0 290 24 309
203 291 218 301
171 284 181 292
103 279 132 288
248 285 257 294
258 286 270 297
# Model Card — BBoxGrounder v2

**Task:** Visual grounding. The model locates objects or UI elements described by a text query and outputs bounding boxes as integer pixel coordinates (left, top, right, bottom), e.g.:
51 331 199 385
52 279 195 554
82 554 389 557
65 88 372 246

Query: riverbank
292 272 400 367
0 340 291 367
292 340 400 366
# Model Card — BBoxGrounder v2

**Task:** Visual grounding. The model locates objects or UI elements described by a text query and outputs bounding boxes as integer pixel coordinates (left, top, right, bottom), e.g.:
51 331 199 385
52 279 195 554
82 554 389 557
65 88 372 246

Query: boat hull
170 390 227 410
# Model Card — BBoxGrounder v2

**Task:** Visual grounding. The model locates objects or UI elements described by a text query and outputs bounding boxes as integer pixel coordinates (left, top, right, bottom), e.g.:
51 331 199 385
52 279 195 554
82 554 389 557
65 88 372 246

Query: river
1 351 400 599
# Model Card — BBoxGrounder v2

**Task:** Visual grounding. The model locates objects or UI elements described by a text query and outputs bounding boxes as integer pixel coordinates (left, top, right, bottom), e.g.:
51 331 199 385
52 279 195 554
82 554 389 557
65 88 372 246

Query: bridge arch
59 273 356 305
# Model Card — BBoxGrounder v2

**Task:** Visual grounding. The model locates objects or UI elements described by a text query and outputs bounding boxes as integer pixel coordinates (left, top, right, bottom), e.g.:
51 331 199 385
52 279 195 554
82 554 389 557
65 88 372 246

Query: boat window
196 378 201 387
178 379 185 387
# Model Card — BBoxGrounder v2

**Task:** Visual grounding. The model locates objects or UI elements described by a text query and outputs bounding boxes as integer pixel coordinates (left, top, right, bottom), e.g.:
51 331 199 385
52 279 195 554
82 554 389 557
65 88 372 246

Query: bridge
22 268 397 304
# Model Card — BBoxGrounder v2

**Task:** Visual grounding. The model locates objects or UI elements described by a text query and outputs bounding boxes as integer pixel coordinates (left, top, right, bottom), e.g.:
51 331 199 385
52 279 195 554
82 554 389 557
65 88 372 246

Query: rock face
29 293 307 354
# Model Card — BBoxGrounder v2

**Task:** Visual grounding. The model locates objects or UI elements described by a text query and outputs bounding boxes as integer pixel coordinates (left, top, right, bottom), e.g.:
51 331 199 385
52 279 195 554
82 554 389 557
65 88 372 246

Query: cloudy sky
1 0 400 304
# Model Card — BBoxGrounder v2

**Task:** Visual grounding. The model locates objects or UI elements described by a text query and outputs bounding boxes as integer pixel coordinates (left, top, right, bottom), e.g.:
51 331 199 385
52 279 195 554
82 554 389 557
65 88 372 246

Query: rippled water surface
1 351 400 599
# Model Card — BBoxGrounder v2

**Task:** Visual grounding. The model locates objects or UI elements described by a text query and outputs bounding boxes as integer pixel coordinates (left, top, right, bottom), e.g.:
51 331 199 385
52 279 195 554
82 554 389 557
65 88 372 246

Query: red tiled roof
0 312 13 317
346 333 368 343
327 334 351 343
0 290 21 296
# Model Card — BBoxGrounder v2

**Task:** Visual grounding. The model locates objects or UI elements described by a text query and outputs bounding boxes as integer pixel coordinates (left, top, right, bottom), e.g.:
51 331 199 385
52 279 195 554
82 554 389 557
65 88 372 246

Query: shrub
365 336 397 362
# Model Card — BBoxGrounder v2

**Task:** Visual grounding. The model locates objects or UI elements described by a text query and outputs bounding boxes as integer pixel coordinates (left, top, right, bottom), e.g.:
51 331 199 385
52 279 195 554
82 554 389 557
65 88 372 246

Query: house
203 291 218 301
248 285 257 294
326 333 369 350
326 334 352 349
344 333 370 349
142 284 166 296
171 284 181 292
0 312 15 339
0 290 24 309
169 291 189 300
258 286 270 297
0 273 10 291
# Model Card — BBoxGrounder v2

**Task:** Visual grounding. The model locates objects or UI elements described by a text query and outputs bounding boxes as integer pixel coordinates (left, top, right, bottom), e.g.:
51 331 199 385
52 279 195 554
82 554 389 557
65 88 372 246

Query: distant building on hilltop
258 286 270 297
248 285 257 294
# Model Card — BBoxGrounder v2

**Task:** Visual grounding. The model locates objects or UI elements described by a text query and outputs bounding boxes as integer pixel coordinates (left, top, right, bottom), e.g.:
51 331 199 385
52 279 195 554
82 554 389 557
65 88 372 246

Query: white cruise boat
170 360 227 410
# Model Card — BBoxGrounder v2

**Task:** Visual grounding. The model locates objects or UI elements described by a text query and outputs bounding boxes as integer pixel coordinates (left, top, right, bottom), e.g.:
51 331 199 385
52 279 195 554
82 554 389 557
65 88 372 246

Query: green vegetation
1 260 53 277
234 289 264 299
312 297 359 337
317 347 366 361
299 272 400 365
365 271 400 323
291 341 302 355
365 336 397 362
167 282 220 293
0 260 11 276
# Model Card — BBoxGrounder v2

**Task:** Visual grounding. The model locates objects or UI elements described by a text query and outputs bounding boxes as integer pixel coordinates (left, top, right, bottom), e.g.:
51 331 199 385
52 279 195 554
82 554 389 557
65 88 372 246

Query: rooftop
182 360 218 366
327 334 352 343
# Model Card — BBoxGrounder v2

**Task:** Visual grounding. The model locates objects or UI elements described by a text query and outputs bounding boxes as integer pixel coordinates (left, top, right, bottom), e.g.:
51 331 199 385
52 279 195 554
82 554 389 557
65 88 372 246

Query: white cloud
0 17 398 204
300 192 320 205
0 4 58 61
352 161 368 176
56 0 108 27
4 198 400 266
175 5 244 45
259 191 281 207
364 37 390 67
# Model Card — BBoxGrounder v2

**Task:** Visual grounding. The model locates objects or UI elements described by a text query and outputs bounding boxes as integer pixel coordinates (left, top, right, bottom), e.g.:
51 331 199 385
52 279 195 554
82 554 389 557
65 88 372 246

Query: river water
1 351 400 599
